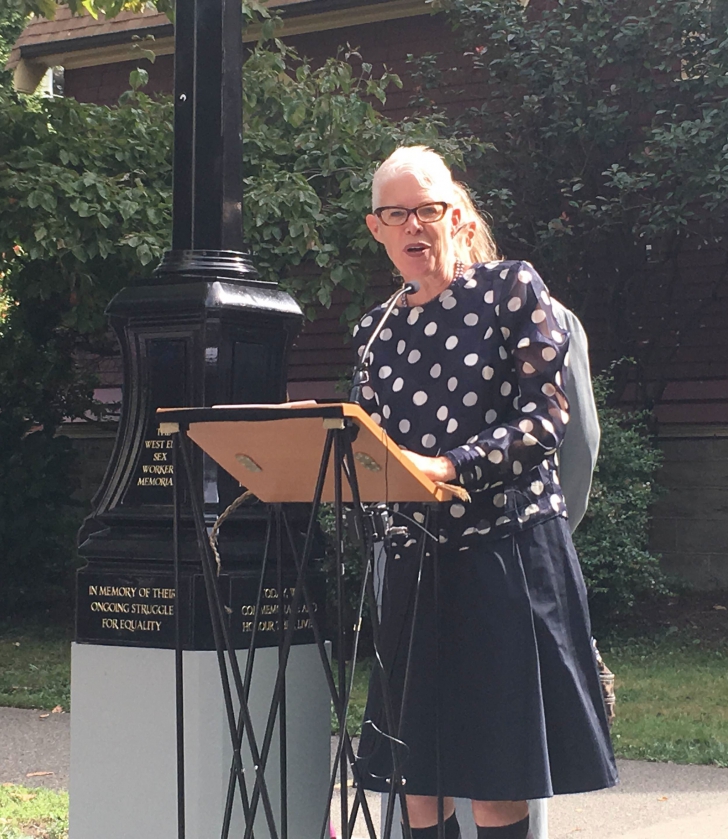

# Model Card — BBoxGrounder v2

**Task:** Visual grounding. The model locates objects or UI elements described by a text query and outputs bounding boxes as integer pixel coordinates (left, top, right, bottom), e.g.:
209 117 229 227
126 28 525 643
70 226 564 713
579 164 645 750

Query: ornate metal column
77 0 306 649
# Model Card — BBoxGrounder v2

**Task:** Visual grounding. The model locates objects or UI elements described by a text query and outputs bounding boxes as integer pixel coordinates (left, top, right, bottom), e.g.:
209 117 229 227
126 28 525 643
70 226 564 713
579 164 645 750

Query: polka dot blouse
352 260 571 545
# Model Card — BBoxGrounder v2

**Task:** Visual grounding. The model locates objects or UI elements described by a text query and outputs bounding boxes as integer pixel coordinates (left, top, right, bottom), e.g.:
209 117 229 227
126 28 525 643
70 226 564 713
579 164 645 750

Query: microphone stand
349 281 420 405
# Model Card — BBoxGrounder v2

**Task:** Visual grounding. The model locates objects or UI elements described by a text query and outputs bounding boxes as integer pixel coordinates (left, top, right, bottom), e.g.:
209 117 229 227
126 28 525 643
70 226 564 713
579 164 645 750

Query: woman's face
366 172 461 284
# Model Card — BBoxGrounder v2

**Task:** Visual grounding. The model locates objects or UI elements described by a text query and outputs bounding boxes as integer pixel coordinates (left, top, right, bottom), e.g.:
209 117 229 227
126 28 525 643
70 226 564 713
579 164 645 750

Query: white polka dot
422 433 437 448
523 433 538 446
382 405 391 418
445 335 459 350
493 493 507 507
424 322 438 336
362 386 375 401
442 296 457 310
353 325 359 337
496 516 510 527
408 349 421 364
499 346 508 360
439 533 448 543
501 327 511 339
495 305 500 316
482 365 494 380
500 381 512 396
447 418 459 433
553 471 561 485
360 315 373 328
513 461 523 475
518 270 532 284
485 409 497 424
564 352 570 367
484 327 494 340
464 313 479 326
561 410 570 424
392 377 404 392
379 366 392 379
541 290 551 305
507 297 522 312
526 504 539 516
493 427 508 439
371 413 381 425
463 391 478 407
550 494 561 512
380 327 392 341
447 377 458 392
488 450 503 464
357 345 365 358
555 371 562 386
397 340 406 354
531 480 544 495
437 405 449 421
513 396 520 410
531 309 547 324
542 347 557 362
542 418 555 435
477 523 492 535
519 419 534 433
542 383 556 396
464 278 477 289
430 363 442 378
399 419 411 433
464 353 479 366
522 362 535 375
522 402 537 413
484 290 495 304
450 504 466 518
413 391 428 406
552 330 564 343
407 308 421 325
463 268 476 281
499 268 509 279
517 338 530 348
440 288 454 302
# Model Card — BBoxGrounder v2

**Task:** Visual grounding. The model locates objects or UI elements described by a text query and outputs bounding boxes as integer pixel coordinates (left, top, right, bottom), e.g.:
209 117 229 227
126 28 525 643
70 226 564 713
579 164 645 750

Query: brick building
8 0 728 586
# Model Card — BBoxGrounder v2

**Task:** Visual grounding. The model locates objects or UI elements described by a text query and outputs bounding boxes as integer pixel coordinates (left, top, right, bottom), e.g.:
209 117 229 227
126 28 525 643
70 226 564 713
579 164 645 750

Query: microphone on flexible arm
349 281 420 405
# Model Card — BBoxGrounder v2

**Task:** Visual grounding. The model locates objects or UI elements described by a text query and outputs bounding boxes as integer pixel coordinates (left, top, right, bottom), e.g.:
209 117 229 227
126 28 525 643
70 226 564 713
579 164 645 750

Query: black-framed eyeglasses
373 202 450 226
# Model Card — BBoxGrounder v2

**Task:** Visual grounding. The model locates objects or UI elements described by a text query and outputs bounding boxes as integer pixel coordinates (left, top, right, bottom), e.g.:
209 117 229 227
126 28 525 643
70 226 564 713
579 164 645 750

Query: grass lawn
606 637 728 767
0 784 68 839
0 624 71 712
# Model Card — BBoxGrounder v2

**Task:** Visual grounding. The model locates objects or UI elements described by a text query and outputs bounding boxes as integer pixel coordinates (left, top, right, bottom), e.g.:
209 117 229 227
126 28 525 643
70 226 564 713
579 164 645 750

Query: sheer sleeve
444 262 570 488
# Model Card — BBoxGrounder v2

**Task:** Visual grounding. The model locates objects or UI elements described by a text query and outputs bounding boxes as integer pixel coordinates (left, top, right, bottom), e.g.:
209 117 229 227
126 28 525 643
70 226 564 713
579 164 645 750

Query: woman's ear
366 213 384 242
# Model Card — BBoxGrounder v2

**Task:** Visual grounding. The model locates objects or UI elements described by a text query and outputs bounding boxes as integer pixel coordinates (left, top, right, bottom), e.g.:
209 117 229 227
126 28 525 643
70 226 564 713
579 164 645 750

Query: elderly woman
353 147 616 839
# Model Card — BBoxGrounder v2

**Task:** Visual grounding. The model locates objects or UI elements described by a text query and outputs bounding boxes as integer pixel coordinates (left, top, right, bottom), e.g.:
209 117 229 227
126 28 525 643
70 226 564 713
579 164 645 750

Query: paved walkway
1 707 727 838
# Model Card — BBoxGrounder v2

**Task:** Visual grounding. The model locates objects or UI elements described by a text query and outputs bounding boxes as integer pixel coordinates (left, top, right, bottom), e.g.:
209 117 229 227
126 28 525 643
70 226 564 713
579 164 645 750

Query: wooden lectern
156 402 456 839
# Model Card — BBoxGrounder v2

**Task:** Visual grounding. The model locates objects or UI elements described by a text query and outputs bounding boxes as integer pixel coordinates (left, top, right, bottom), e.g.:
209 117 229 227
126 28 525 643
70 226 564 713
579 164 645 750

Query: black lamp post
76 0 305 649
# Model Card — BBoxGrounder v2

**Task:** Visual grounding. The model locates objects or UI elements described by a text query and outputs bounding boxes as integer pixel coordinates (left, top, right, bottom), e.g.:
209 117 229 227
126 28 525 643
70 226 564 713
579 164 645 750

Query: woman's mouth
405 244 429 255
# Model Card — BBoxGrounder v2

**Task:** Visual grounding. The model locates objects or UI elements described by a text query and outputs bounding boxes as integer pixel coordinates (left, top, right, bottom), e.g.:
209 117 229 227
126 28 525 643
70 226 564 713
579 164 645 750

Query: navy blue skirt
356 514 618 800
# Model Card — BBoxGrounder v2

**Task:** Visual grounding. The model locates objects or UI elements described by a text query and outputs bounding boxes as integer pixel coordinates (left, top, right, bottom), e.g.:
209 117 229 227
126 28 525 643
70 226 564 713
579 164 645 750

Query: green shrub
573 373 668 628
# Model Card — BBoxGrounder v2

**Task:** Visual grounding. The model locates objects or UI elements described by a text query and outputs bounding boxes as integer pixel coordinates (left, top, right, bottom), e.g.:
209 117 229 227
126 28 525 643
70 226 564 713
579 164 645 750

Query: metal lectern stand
157 402 457 839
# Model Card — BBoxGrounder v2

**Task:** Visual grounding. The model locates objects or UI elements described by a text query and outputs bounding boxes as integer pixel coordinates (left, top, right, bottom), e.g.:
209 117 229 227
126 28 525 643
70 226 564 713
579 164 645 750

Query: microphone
350 281 420 405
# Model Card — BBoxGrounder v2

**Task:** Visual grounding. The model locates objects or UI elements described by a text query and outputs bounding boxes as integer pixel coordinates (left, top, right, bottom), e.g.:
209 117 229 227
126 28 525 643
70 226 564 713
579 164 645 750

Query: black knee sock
410 810 461 839
476 815 530 839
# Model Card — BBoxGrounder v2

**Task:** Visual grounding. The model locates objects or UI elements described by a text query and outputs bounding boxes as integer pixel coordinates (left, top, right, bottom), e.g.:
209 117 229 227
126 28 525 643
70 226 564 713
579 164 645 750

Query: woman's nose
404 212 423 234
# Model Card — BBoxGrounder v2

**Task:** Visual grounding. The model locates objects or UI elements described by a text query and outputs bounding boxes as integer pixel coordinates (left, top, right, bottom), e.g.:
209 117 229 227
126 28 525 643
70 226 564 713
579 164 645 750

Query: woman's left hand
400 449 457 482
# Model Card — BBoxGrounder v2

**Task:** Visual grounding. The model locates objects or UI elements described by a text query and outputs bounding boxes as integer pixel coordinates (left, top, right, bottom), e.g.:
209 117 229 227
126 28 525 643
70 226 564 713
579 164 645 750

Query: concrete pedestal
70 643 330 839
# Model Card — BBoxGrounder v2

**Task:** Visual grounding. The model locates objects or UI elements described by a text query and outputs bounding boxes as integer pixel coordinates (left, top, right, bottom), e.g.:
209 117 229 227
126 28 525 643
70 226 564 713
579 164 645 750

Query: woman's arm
443 261 570 490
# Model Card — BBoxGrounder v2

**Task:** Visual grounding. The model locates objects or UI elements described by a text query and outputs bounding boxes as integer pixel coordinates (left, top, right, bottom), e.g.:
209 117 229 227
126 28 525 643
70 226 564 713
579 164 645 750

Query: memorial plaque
76 566 326 650
76 568 189 648
123 338 187 508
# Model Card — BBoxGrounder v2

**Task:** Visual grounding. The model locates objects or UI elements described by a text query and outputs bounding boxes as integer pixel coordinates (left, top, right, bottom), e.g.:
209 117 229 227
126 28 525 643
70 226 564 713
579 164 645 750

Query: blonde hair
452 182 500 264
371 145 457 210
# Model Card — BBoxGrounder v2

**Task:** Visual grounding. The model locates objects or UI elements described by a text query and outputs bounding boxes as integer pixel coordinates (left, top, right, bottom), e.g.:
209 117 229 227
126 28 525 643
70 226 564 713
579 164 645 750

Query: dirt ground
612 590 728 647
